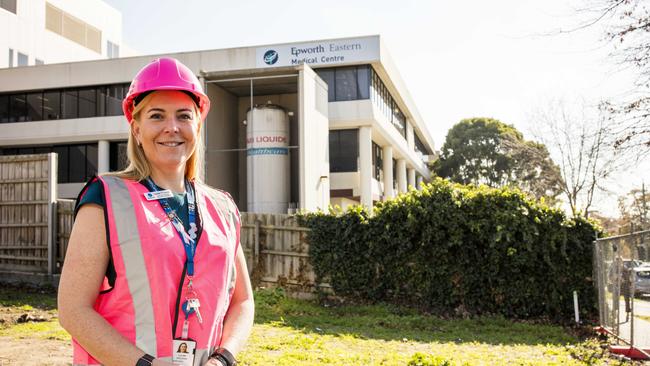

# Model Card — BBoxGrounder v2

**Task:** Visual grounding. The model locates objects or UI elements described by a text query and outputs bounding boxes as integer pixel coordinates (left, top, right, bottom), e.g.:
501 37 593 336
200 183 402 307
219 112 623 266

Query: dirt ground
0 336 71 366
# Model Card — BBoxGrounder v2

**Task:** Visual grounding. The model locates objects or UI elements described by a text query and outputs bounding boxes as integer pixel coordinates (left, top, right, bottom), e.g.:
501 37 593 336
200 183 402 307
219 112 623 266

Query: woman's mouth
158 141 184 147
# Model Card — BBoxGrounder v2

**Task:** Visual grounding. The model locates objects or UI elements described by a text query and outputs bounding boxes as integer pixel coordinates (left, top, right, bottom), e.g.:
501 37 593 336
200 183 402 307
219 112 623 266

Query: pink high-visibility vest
72 176 240 365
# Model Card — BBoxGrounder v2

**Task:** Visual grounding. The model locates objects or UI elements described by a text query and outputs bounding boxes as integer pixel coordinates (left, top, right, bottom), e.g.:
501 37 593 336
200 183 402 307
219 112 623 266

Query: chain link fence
594 230 650 351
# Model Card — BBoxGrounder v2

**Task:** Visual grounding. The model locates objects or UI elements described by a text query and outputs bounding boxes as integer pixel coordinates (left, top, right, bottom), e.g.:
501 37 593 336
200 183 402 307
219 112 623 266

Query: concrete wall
205 83 239 201
0 116 127 146
298 65 330 211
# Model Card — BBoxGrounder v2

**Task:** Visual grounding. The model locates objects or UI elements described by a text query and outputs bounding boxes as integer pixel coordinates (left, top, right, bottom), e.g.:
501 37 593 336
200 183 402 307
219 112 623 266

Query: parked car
634 267 650 297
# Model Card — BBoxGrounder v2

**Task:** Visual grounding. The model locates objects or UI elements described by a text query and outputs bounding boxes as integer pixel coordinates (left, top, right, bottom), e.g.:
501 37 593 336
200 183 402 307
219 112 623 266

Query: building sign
255 36 379 68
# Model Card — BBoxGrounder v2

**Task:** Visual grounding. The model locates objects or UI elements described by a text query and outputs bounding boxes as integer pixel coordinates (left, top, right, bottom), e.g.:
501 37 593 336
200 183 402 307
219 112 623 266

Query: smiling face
132 90 201 176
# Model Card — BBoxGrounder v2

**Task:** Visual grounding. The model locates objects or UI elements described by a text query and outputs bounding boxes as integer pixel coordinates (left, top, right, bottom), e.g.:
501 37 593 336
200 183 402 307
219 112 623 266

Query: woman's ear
131 123 141 146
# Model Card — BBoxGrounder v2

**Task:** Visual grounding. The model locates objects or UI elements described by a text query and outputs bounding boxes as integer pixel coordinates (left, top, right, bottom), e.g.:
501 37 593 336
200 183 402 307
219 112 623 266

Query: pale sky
105 0 647 217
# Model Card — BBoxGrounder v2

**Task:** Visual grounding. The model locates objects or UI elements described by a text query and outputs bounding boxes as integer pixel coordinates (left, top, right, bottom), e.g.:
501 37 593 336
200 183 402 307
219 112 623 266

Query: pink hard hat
122 57 210 123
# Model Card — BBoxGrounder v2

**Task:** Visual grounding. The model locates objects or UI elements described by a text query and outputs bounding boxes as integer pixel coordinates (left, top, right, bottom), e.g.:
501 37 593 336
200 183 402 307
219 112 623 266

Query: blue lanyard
144 178 198 277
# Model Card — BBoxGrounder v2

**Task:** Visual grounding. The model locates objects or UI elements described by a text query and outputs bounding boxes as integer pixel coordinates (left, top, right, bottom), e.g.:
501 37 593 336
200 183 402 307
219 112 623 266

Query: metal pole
630 269 635 347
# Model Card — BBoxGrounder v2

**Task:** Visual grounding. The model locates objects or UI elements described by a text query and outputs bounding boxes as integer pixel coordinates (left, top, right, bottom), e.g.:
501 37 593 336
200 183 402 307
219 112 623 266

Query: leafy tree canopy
433 117 562 200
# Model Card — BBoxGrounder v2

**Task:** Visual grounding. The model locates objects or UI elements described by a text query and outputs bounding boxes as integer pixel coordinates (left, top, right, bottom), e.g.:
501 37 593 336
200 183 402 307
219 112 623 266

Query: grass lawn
0 285 638 365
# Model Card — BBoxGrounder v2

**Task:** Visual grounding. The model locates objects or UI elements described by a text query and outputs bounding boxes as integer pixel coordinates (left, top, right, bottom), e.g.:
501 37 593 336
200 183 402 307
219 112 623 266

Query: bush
298 178 599 322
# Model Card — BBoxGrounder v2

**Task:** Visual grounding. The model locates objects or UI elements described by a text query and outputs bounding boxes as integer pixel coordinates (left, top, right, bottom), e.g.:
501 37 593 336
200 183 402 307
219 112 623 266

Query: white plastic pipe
573 291 580 324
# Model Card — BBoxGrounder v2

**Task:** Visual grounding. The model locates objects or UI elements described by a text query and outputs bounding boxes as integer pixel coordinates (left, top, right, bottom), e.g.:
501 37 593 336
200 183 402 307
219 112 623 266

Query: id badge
172 338 196 365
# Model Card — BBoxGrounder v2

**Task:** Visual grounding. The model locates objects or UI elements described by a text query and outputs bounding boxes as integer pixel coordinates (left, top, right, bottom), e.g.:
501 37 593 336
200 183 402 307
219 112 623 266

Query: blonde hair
105 91 205 182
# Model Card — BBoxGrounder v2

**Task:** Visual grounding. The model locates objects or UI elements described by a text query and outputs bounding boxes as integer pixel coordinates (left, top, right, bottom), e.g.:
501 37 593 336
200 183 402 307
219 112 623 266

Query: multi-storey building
0 35 436 211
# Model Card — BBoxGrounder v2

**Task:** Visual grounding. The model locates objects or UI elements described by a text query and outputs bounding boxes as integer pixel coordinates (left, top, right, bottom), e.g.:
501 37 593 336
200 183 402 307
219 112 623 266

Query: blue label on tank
247 147 288 156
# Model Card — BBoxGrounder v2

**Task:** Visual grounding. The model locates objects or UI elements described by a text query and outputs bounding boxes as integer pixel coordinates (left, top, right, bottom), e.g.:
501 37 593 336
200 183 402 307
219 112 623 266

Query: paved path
617 296 650 348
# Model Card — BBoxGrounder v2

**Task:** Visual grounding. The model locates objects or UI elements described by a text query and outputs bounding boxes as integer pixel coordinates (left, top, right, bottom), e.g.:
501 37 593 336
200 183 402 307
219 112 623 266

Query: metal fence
594 230 650 351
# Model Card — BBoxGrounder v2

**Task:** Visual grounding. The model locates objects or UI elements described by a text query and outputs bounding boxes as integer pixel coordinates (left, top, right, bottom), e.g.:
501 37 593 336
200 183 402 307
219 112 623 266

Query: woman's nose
163 117 181 132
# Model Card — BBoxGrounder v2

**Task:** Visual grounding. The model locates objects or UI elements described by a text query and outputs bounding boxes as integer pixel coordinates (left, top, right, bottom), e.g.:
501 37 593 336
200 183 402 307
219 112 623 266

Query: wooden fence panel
0 154 56 274
240 212 321 295
56 199 75 273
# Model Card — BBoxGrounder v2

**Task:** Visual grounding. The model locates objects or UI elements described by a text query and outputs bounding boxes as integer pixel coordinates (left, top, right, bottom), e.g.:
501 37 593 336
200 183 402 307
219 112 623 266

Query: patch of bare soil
0 336 71 365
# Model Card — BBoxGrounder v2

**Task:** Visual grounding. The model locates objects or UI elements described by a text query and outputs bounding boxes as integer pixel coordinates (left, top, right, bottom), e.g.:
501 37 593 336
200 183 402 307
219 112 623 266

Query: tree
529 99 622 219
433 118 563 200
618 182 650 232
573 0 650 156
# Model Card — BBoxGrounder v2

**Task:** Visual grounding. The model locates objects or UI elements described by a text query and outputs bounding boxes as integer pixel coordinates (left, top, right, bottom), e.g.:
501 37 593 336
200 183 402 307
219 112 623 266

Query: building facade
1 0 127 68
0 35 436 212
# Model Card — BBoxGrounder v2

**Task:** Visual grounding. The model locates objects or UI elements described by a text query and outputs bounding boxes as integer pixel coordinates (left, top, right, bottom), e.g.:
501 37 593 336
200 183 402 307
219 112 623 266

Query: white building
0 35 436 211
1 0 129 68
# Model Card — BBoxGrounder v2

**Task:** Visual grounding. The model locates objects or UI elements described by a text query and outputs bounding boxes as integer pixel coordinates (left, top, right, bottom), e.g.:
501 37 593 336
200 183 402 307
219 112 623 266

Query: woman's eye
178 113 192 121
149 113 164 120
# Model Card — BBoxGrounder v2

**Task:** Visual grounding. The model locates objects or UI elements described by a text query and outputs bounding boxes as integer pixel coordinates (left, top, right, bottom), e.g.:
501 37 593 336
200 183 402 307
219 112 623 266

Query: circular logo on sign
263 50 279 65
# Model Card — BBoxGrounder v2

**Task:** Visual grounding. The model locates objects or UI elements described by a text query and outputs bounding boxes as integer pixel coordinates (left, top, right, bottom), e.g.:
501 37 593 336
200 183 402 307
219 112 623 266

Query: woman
58 57 254 366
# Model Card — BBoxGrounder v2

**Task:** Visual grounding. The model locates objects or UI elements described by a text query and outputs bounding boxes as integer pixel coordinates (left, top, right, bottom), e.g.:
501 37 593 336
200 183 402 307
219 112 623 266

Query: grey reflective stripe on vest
103 176 157 356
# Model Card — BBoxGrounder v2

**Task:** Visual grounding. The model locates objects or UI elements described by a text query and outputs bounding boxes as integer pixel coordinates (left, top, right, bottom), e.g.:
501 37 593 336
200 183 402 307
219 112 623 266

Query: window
357 66 370 99
26 92 43 121
0 95 8 123
8 94 26 122
35 58 44 65
315 65 371 102
8 48 13 67
329 129 359 172
62 90 78 119
0 0 16 14
370 67 407 138
316 69 335 102
43 91 61 120
415 133 428 157
393 158 398 191
106 84 126 115
17 52 27 66
372 142 383 181
110 141 128 171
0 143 98 183
335 67 357 101
53 146 69 182
107 41 120 59
0 82 129 123
78 88 97 118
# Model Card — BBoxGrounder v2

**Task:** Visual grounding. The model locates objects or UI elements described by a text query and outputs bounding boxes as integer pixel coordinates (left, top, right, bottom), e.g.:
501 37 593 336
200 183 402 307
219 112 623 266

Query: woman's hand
204 358 226 366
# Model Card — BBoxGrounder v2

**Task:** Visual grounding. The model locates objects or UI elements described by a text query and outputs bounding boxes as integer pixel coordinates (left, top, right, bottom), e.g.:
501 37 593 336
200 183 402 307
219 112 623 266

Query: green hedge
298 178 599 322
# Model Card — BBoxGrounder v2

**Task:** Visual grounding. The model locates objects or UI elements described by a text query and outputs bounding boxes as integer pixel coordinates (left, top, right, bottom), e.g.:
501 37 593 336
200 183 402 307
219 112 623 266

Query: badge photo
172 339 196 365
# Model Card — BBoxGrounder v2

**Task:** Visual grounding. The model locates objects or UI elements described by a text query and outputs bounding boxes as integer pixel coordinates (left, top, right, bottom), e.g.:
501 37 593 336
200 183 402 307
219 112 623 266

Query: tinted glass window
53 146 69 183
62 90 78 119
69 145 86 182
316 69 335 102
106 85 124 116
26 92 43 121
9 94 26 122
110 141 129 171
0 95 8 123
329 129 358 172
43 91 61 120
357 66 370 99
78 88 97 118
85 143 98 178
335 67 357 101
